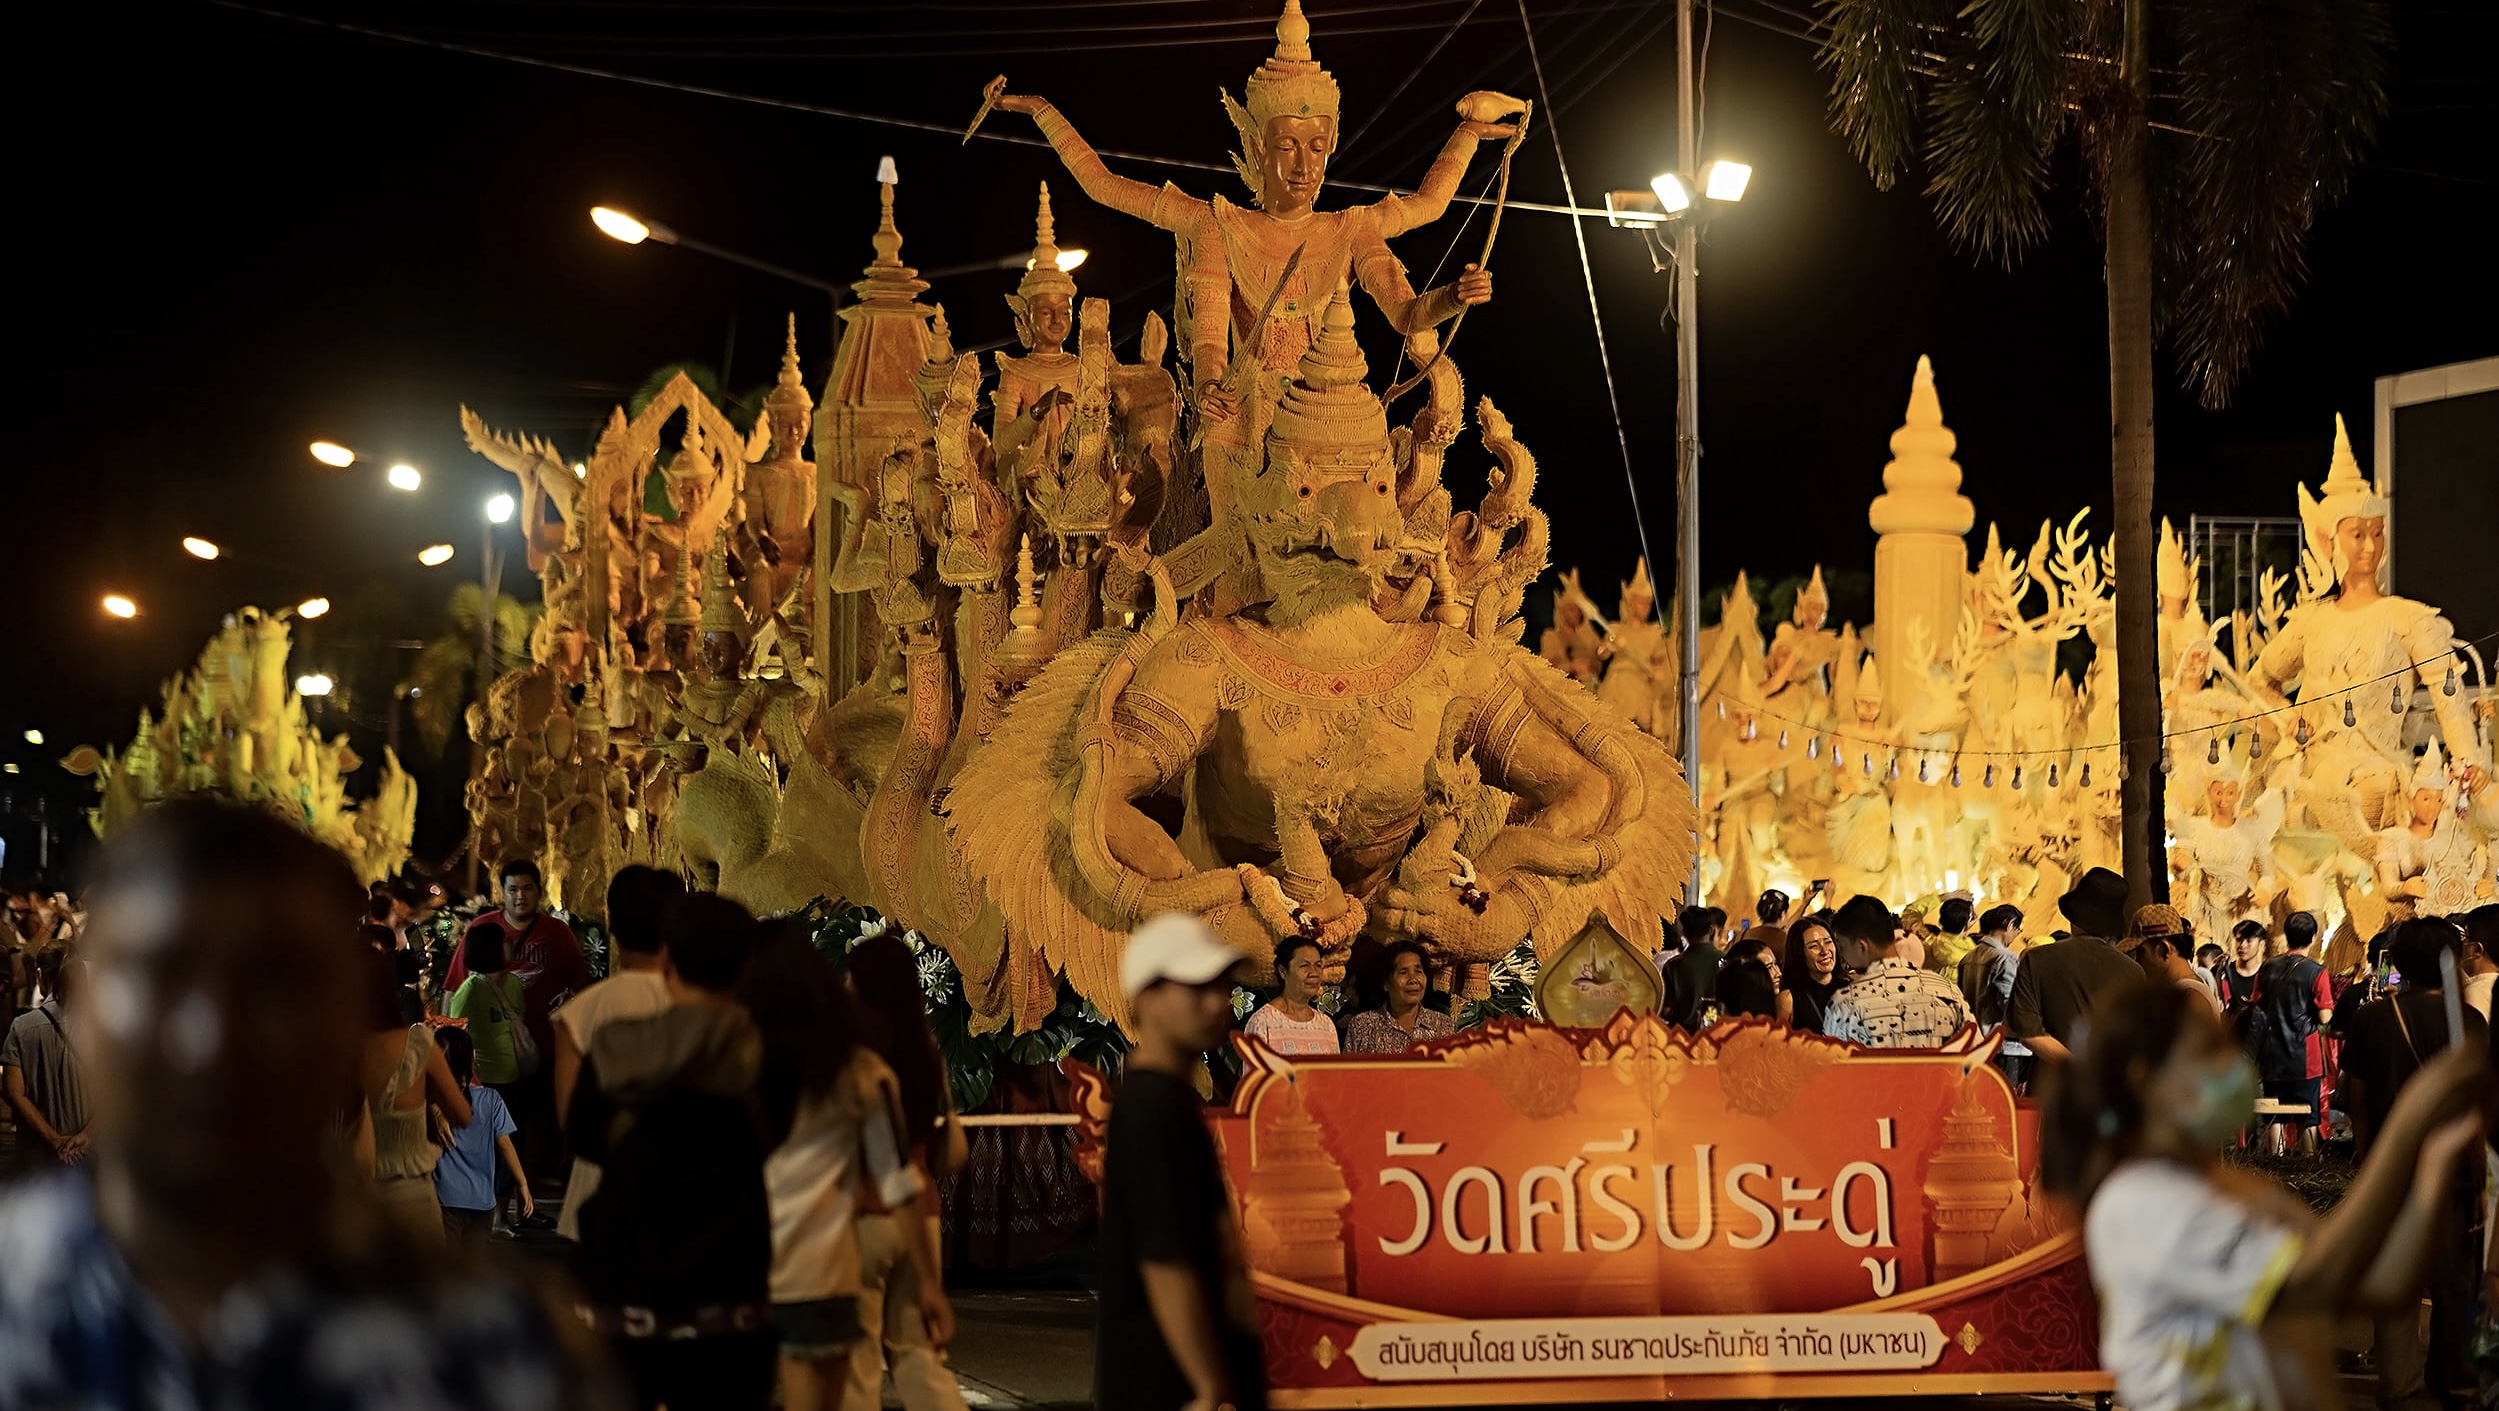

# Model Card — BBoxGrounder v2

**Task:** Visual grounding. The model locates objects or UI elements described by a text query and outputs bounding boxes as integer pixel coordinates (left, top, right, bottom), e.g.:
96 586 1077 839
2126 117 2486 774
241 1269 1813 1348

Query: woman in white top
741 925 956 1411
2042 978 2488 1411
1244 936 1339 1056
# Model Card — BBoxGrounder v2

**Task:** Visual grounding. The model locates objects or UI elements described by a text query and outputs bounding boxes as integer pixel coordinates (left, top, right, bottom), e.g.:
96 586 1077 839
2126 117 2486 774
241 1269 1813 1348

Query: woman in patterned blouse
1344 941 1457 1053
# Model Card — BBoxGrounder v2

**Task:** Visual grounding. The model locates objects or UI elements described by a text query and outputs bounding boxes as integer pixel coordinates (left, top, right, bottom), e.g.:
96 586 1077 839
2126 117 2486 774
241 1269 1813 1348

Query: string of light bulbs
1704 628 2497 792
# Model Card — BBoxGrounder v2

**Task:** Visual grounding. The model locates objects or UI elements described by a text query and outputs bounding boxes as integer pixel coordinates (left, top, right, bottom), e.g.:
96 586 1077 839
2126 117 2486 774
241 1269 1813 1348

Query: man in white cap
1095 913 1265 1411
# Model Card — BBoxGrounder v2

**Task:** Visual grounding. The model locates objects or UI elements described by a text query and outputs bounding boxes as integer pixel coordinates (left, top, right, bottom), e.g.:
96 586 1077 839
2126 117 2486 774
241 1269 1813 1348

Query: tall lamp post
1605 12 1751 903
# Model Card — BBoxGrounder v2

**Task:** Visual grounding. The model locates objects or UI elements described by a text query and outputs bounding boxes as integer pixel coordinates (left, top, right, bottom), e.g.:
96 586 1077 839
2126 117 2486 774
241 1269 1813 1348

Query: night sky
4 0 2492 875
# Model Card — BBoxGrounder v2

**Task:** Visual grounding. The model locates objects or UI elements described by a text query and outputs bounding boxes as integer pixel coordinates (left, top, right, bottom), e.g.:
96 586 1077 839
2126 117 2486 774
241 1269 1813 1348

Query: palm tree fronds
1819 0 1944 189
2168 0 2391 405
1918 0 2080 262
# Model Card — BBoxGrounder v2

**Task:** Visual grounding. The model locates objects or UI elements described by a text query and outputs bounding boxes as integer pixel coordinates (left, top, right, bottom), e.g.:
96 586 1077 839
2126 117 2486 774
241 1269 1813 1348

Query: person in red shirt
444 858 586 1190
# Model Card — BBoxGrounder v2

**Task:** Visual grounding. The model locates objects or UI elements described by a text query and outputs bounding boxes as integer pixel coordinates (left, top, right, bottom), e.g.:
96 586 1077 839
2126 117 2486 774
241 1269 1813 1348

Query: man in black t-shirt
1099 914 1267 1411
1664 905 1728 1030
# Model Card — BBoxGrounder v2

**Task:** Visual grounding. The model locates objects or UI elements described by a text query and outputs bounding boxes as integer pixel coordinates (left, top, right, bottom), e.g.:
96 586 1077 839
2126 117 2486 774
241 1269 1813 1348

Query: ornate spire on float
817 155 938 695
1265 282 1386 451
1868 355 1975 713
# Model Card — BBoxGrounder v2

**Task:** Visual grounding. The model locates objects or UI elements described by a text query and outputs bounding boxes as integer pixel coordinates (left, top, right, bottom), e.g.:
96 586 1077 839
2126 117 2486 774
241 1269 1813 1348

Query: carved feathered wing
1502 648 1699 957
944 630 1136 1028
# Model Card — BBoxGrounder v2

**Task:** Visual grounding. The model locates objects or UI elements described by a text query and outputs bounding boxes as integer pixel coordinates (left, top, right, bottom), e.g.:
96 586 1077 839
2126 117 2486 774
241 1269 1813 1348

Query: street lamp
182 536 221 560
387 464 422 492
297 597 331 619
1601 0 1754 903
309 441 356 468
21 729 41 745
102 595 137 619
295 673 334 697
418 544 455 567
591 203 847 308
485 493 515 524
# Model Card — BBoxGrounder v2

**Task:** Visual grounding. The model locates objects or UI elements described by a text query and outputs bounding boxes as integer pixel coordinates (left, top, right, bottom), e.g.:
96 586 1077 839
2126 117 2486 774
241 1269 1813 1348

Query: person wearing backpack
569 891 773 1410
2242 911 2337 1152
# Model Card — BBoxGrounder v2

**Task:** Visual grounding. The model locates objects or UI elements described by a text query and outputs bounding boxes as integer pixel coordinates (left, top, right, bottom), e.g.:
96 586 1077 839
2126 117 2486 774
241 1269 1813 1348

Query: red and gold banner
1077 1013 2110 1405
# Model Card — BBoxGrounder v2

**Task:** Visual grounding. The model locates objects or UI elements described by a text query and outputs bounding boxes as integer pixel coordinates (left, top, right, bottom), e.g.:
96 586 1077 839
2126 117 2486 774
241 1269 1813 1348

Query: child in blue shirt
432 1026 531 1244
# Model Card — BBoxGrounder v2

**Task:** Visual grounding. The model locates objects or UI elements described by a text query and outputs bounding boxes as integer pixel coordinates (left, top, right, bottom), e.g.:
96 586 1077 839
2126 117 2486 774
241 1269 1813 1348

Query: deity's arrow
1384 99 1533 406
1188 242 1306 454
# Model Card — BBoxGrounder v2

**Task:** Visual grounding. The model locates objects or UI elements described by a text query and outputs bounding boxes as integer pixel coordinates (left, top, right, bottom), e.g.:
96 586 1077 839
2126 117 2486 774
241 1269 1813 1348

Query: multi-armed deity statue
65 608 418 885
455 1 1692 1034
1553 355 2494 943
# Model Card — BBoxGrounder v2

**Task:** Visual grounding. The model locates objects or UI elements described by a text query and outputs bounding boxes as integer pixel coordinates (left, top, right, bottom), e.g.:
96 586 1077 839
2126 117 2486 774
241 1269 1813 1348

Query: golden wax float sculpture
1546 356 2495 943
454 0 1696 1035
63 607 418 885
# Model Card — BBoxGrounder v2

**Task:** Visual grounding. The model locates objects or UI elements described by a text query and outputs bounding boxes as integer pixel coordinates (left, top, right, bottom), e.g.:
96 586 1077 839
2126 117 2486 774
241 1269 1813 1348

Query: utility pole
1674 0 1705 904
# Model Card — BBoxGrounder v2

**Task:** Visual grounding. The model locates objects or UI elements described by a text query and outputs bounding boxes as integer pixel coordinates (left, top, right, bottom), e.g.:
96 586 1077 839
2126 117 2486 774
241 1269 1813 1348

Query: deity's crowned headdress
1794 565 1830 625
2156 518 2191 604
1222 0 1342 202
2296 414 2390 590
2412 739 2451 796
698 531 745 637
1005 185 1077 350
1265 282 1385 457
1623 557 1655 607
763 313 814 448
1558 567 1601 621
1851 651 1885 711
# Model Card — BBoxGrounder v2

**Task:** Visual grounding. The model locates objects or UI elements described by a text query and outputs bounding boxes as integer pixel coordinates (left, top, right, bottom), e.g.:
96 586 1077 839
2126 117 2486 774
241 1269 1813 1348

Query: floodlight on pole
418 544 456 567
22 729 42 745
297 597 331 619
387 464 422 492
1702 160 1753 202
485 493 516 525
1651 172 1694 214
182 536 221 560
102 595 138 618
309 441 356 468
295 673 334 698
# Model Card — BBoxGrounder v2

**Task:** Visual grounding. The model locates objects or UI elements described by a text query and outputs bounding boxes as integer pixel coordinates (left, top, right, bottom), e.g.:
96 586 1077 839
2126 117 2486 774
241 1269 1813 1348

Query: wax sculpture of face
1026 292 1073 353
1258 114 1332 216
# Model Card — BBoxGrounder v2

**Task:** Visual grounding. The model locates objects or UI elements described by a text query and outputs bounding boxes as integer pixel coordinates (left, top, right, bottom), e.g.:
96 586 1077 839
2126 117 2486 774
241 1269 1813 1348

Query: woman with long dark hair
2039 978 2488 1411
843 934 971 1411
1781 914 1846 1034
740 925 955 1411
1718 937 1783 1022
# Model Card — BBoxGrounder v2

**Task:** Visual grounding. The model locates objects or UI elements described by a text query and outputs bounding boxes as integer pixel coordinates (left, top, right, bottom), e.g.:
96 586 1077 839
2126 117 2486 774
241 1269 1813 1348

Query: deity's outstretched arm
996 99 1162 225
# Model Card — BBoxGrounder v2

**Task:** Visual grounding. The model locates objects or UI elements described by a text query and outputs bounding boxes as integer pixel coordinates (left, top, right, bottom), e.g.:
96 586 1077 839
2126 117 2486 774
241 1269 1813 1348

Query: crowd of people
6 795 2499 1411
0 800 972 1411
